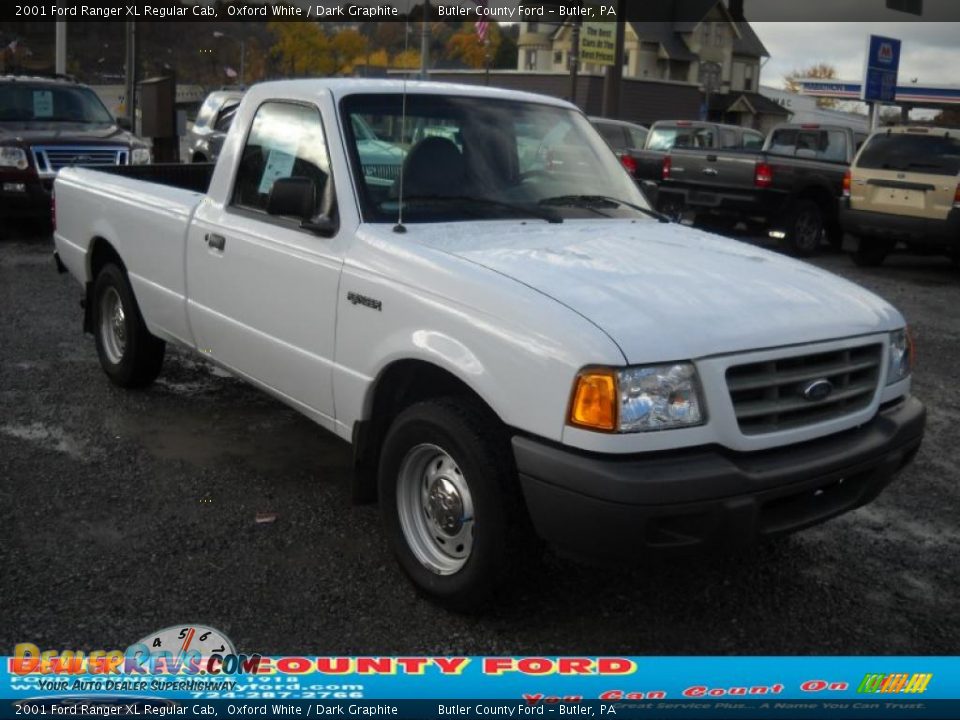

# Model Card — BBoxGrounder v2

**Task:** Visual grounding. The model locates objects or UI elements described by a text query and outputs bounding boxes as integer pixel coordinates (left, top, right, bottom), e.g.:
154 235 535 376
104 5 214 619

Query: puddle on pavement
105 386 348 475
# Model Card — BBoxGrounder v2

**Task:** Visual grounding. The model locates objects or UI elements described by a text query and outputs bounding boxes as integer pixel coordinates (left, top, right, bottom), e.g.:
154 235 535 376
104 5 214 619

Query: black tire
656 195 685 223
782 199 824 257
825 222 845 252
378 397 527 611
92 262 165 388
852 237 895 267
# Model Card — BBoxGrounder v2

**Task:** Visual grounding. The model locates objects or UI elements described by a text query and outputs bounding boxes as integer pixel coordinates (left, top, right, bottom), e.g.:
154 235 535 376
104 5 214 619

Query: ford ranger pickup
52 80 925 609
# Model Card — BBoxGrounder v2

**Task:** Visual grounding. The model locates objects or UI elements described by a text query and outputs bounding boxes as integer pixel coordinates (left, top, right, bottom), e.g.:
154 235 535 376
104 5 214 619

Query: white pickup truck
52 80 925 609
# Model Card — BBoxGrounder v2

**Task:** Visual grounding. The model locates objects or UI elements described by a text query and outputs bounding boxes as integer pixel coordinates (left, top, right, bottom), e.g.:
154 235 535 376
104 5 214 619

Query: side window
720 129 737 148
743 131 764 149
627 126 648 149
231 101 331 217
596 122 627 151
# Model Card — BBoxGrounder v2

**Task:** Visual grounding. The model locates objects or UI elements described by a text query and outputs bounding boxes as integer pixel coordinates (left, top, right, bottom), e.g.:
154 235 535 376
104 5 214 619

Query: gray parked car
185 90 243 163
589 116 649 156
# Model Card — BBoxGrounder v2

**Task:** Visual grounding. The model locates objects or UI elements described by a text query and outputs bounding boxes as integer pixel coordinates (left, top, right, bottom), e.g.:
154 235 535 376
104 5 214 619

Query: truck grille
726 344 883 435
31 145 128 176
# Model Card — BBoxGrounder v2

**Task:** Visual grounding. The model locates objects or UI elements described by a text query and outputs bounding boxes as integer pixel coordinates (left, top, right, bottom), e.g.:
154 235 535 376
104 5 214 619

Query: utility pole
125 21 137 130
569 20 581 106
601 0 626 117
55 21 66 75
419 0 431 80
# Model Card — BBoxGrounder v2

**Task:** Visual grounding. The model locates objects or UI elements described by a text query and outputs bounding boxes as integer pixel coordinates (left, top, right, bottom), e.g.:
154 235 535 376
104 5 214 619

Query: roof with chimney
626 0 768 61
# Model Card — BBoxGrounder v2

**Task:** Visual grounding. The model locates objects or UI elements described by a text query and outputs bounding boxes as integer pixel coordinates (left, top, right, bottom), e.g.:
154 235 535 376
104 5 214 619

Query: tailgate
851 168 953 220
665 150 760 197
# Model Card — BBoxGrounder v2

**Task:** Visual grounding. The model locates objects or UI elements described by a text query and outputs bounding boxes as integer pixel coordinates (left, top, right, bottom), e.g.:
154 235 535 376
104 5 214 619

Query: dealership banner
3 654 960 718
3 1 960 22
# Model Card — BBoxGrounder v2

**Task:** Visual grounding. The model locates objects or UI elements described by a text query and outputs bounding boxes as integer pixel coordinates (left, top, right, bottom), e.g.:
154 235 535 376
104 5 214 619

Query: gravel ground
1 224 958 656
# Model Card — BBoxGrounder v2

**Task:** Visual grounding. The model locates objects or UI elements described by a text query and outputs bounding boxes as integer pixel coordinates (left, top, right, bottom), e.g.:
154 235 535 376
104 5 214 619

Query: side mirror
267 176 316 219
116 117 132 131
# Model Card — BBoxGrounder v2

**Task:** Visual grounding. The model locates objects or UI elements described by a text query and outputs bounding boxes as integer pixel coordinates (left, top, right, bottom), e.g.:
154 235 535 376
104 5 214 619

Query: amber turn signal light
569 370 618 432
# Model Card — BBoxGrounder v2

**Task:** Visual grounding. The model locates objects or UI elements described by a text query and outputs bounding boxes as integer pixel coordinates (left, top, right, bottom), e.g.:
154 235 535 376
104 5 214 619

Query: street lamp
212 30 245 85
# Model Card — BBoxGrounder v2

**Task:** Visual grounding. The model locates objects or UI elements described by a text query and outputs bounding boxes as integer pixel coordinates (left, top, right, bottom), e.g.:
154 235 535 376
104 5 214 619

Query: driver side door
186 100 343 429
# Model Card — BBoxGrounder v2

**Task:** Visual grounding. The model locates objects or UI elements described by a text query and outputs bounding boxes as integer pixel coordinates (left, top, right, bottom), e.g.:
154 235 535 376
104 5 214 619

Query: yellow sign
579 22 616 67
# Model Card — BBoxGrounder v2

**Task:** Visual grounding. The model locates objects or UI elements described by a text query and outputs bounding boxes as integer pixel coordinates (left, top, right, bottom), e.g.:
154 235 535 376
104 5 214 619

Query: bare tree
784 63 839 108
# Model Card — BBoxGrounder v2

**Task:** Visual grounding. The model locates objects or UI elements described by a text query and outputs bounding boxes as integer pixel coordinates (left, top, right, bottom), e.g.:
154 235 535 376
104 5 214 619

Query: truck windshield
341 93 651 223
0 84 114 124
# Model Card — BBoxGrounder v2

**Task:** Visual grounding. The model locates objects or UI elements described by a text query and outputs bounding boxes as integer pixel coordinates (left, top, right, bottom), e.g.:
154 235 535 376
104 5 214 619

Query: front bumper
0 173 52 219
514 396 925 558
841 204 960 248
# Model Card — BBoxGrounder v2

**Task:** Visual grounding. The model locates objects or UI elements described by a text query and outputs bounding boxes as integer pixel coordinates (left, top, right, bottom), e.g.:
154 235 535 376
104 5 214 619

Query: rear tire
378 398 527 611
852 237 896 267
782 199 824 257
92 263 165 388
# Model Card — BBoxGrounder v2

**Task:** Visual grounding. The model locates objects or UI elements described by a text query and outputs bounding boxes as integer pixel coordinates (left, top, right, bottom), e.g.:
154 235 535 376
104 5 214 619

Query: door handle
205 233 226 251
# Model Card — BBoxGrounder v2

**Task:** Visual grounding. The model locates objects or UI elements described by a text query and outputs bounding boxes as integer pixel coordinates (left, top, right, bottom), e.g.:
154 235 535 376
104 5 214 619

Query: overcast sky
750 22 960 89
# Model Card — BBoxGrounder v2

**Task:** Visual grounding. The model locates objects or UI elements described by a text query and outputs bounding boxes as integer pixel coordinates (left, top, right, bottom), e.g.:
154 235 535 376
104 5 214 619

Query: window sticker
33 90 54 118
258 149 297 195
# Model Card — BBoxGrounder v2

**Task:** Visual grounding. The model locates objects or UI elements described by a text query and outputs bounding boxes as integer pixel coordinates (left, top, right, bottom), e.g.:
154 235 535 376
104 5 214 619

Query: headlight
887 328 913 385
130 148 151 165
569 363 705 433
0 147 29 170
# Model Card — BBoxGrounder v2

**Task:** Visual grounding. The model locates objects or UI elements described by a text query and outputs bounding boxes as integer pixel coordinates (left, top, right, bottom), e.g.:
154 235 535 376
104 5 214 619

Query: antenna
393 77 409 234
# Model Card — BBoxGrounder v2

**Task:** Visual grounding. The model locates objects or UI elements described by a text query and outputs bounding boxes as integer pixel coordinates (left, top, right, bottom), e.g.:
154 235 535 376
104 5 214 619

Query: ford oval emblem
801 378 834 402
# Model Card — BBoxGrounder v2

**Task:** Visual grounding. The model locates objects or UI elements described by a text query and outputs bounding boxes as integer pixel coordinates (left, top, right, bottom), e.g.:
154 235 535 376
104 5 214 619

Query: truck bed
94 162 215 194
54 164 209 347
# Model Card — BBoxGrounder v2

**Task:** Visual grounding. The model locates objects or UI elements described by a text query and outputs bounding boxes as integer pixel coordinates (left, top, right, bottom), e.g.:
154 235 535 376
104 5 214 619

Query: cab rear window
856 133 960 176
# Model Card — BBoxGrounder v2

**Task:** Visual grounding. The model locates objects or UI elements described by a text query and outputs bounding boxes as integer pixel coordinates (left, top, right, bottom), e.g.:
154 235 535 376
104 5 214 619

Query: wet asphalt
1 223 958 655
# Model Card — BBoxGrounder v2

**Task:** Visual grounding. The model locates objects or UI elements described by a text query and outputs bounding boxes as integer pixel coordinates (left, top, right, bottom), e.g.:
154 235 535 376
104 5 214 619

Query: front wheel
378 398 523 610
93 263 165 387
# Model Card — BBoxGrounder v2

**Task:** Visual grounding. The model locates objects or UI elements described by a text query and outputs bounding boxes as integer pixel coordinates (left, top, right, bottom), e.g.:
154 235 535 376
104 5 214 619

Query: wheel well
351 359 502 504
796 185 835 218
88 236 124 281
83 238 125 333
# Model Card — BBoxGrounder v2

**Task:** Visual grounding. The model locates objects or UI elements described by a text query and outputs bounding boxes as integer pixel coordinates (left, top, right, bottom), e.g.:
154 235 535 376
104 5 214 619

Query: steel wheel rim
99 286 127 364
795 208 822 250
397 443 474 575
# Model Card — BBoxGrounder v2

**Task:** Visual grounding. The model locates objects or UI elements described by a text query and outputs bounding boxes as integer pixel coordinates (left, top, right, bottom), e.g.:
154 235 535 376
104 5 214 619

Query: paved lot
1 224 958 656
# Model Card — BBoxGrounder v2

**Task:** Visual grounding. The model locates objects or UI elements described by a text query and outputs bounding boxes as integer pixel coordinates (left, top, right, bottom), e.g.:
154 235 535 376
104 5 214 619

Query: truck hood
409 219 902 364
0 122 140 145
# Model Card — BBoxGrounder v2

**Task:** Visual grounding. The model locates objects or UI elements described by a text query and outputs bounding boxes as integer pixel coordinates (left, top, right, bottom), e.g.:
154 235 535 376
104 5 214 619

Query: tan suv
841 126 960 266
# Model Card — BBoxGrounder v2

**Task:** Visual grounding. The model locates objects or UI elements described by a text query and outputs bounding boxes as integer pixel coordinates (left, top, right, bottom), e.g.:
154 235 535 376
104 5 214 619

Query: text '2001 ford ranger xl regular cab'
53 80 925 609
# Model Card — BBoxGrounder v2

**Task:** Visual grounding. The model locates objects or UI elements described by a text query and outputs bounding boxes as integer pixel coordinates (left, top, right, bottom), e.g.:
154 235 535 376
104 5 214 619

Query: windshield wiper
401 194 563 224
539 194 670 223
